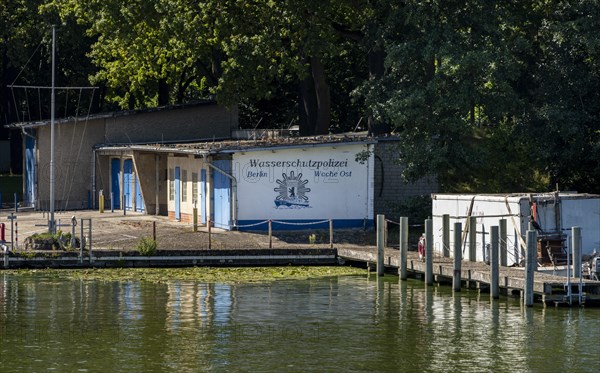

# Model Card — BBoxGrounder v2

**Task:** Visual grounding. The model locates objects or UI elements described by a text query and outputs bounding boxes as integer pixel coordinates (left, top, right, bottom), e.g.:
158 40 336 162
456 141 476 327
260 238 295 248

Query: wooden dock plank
337 247 600 297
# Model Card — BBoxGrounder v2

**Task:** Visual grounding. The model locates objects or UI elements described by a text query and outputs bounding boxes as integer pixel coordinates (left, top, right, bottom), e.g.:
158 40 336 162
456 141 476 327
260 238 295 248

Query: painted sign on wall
233 143 374 226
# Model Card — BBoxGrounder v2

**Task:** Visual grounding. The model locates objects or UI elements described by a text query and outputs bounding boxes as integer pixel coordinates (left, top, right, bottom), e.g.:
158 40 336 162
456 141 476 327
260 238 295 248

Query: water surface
0 273 598 372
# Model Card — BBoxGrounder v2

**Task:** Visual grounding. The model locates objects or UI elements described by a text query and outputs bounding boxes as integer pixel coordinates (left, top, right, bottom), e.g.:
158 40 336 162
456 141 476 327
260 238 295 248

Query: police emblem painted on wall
274 171 311 208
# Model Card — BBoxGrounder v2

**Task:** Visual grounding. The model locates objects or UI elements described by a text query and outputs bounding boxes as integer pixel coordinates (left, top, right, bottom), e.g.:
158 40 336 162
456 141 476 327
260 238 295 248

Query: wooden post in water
469 216 477 262
499 219 507 267
572 226 581 278
425 218 433 285
453 222 462 292
442 214 450 257
376 214 385 276
524 230 537 307
399 217 408 280
490 225 499 299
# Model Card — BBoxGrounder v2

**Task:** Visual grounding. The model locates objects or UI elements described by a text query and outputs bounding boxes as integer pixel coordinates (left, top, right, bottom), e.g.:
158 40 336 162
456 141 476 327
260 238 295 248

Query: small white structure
431 193 600 266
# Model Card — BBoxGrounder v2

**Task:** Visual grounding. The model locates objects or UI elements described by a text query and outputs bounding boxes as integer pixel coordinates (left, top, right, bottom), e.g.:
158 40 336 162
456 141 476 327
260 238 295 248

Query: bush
136 236 157 256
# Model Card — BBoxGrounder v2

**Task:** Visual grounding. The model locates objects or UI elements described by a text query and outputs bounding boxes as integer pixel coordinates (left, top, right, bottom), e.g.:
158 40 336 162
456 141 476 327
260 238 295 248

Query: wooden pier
338 246 600 307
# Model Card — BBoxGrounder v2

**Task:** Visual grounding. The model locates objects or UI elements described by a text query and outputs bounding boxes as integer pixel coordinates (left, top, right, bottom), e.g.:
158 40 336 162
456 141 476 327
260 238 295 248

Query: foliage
135 236 157 256
2 0 599 193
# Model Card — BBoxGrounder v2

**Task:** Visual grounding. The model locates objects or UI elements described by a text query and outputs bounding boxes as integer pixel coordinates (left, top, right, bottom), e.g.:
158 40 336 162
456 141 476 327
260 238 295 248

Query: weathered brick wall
373 139 439 219
104 103 238 144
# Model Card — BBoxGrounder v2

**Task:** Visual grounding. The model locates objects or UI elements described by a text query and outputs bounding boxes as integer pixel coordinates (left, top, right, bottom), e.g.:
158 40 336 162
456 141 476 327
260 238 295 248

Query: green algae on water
3 266 367 284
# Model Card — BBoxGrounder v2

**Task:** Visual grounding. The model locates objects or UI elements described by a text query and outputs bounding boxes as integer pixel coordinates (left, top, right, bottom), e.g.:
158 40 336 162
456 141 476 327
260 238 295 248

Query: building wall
232 143 374 229
36 119 105 210
167 155 209 223
30 102 236 211
373 139 439 219
104 104 238 144
133 152 168 215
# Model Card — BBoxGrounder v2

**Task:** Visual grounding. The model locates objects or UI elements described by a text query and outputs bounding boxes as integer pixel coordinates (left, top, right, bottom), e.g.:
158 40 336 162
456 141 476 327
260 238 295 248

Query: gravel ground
3 209 380 252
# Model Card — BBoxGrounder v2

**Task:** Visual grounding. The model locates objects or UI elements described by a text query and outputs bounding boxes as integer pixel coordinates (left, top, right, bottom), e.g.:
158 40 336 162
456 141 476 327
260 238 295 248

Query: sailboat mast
49 24 56 233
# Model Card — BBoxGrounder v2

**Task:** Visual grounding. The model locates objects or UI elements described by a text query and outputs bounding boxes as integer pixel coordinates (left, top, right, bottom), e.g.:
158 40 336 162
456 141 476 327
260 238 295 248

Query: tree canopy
1 0 598 193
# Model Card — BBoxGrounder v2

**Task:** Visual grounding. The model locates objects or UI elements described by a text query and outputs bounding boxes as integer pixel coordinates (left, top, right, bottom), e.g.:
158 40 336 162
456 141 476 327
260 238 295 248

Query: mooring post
572 226 581 279
453 222 462 292
399 217 408 280
376 214 385 276
329 219 333 249
442 214 450 257
491 225 499 299
425 218 433 285
469 216 477 262
268 220 273 249
524 230 537 307
499 219 507 267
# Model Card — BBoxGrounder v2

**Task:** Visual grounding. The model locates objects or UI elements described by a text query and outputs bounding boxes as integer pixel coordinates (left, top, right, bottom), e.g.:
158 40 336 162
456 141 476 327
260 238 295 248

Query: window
192 172 198 205
169 168 174 201
182 169 188 202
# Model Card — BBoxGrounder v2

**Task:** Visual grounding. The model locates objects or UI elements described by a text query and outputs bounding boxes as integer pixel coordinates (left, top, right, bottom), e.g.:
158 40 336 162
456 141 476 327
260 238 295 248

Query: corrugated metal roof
94 133 376 155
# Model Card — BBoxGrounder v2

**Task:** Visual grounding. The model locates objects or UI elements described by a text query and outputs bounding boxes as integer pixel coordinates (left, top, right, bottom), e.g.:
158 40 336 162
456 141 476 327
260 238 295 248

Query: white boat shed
97 137 376 230
431 193 600 266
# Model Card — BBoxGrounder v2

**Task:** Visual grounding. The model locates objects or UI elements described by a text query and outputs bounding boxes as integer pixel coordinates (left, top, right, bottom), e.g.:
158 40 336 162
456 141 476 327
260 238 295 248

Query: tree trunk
298 56 331 136
367 47 389 135
158 78 170 106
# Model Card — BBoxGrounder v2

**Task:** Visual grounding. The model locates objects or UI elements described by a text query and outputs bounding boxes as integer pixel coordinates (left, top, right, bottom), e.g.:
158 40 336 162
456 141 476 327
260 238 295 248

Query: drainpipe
207 161 237 229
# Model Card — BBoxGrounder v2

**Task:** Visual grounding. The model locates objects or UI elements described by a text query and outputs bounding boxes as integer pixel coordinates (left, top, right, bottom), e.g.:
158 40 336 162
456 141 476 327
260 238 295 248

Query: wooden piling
453 222 462 292
376 214 385 276
399 217 408 281
425 218 433 285
572 226 581 278
499 219 507 267
524 230 537 307
490 226 499 299
469 216 477 262
442 214 450 257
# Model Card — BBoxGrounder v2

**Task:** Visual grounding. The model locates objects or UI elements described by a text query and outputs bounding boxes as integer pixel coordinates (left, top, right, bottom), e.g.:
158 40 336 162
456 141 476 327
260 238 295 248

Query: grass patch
4 266 367 284
135 236 157 256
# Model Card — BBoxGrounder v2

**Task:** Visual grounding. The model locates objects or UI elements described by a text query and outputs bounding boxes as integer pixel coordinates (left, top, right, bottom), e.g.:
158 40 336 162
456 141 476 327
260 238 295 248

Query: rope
271 219 330 226
234 220 269 228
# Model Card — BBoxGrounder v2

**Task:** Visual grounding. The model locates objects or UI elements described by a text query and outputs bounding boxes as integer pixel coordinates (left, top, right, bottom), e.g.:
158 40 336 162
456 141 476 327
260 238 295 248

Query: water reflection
0 273 598 372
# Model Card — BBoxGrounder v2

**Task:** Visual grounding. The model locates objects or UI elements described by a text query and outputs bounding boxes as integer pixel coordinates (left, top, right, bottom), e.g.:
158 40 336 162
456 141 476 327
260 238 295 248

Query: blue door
174 167 181 221
135 175 144 212
111 158 121 209
123 159 133 210
212 160 231 229
200 169 207 224
24 134 36 207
